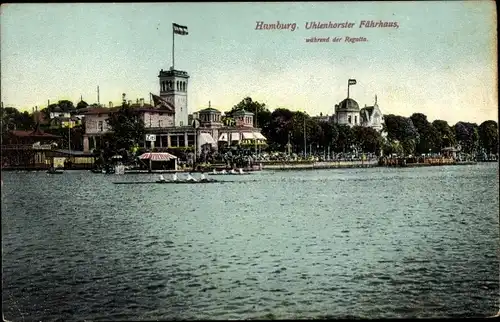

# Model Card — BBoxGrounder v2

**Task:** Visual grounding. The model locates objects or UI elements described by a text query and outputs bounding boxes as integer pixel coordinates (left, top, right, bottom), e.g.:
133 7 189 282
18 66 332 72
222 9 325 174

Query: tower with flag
156 22 190 127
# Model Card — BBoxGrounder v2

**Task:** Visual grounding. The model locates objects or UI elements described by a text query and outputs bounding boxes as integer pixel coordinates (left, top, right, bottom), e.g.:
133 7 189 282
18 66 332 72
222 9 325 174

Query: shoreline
0 160 490 173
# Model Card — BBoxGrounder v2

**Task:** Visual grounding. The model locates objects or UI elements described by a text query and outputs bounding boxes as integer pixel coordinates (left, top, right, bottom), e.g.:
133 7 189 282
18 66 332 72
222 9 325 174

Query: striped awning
138 152 177 161
253 132 267 140
218 133 228 142
199 133 216 145
242 132 255 139
230 133 240 142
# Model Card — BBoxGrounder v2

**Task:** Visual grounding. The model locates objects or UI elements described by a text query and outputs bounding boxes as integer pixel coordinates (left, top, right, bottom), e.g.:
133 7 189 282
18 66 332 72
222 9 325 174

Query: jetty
261 160 378 170
379 157 476 167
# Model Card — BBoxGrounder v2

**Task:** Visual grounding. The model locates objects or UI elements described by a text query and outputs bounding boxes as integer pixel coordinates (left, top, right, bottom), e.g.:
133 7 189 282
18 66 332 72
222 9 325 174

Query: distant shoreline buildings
82 66 267 154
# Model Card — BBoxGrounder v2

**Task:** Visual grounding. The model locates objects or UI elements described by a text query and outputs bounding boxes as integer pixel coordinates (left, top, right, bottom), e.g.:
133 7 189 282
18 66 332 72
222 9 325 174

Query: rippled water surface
2 164 499 320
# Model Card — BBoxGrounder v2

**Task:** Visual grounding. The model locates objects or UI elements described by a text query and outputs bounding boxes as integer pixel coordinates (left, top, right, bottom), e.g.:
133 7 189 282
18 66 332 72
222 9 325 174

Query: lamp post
192 118 200 170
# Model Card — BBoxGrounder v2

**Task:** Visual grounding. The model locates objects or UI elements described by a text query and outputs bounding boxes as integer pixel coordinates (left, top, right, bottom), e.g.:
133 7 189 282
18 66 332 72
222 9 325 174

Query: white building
158 67 189 127
332 95 384 131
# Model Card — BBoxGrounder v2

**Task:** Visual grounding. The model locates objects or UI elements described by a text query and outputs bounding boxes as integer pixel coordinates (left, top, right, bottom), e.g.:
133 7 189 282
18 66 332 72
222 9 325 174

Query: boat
155 173 216 184
209 168 251 175
114 180 220 185
154 179 218 184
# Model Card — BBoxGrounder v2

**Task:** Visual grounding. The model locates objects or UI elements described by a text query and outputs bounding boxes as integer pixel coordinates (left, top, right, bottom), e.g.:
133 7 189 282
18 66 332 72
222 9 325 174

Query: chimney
136 98 139 104
109 101 113 108
140 98 144 107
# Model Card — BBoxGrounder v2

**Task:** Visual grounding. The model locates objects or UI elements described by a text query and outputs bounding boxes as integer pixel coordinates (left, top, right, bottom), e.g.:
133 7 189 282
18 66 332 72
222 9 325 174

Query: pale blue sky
1 2 497 124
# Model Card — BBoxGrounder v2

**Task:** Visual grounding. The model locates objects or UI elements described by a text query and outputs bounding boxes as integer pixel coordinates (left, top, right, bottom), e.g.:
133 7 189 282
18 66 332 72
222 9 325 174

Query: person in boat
238 168 244 174
172 172 178 181
158 175 167 183
186 172 197 182
200 171 209 182
230 168 237 174
221 169 227 174
212 168 217 174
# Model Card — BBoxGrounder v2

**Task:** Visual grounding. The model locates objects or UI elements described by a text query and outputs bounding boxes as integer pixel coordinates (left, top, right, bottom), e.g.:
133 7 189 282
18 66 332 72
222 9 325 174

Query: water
2 164 499 320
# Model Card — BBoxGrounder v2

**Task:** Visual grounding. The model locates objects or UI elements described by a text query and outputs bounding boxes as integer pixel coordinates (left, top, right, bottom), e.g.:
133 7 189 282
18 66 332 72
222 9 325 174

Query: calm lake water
1 164 499 320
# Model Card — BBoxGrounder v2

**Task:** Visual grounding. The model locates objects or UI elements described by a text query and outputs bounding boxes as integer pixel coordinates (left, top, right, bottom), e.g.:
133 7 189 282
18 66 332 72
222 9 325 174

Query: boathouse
1 124 60 170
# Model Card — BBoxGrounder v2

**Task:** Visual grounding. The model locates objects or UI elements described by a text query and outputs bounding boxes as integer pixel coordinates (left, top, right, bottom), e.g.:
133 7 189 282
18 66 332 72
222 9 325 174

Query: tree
432 119 456 149
333 124 354 153
267 108 295 150
76 100 89 110
478 120 498 155
228 97 272 138
104 101 145 162
410 113 441 154
58 100 75 112
317 121 338 151
454 122 479 154
352 125 383 154
383 114 420 155
1 107 35 131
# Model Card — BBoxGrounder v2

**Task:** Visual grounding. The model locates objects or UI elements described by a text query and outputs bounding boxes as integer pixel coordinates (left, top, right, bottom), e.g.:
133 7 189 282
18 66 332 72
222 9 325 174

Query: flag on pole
348 79 357 85
173 23 188 35
151 93 175 112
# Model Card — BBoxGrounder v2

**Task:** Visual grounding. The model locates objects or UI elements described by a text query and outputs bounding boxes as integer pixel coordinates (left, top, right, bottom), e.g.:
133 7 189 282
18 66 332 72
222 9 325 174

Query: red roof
10 126 60 139
83 105 174 115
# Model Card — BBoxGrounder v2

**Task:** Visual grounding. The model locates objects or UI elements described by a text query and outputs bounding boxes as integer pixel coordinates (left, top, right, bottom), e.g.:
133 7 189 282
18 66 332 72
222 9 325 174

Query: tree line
1 97 498 157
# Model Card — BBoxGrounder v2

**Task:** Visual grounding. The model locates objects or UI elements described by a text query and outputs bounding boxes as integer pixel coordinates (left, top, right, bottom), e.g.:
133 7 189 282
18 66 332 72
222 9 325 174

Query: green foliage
352 126 383 153
1 107 35 131
479 120 498 154
76 100 89 110
454 122 480 154
432 119 456 148
2 96 498 159
382 114 419 155
410 113 441 153
103 102 146 161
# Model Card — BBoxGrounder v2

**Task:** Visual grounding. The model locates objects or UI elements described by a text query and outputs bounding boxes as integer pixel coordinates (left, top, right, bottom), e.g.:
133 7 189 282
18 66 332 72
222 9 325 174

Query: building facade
332 95 384 130
82 68 267 153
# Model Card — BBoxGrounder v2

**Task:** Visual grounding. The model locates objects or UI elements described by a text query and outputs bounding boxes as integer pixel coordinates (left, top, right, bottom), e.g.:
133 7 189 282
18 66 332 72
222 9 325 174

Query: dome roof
337 98 360 112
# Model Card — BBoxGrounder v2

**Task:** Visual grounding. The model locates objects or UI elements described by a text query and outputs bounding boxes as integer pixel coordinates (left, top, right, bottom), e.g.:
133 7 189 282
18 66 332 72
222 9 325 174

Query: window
354 116 357 124
180 121 184 126
158 120 162 127
348 116 351 124
98 121 103 132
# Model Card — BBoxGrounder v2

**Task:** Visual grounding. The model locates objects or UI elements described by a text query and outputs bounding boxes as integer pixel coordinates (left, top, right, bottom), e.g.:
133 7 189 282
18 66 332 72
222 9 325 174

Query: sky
1 2 497 125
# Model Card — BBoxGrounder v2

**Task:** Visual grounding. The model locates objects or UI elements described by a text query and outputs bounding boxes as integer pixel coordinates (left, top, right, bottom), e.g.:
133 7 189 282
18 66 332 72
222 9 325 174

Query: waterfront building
332 95 384 131
360 95 384 131
82 67 267 154
1 124 60 169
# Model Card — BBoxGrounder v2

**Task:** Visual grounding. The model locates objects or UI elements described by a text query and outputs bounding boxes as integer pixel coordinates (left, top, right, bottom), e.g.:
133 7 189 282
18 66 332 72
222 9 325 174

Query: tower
158 67 189 127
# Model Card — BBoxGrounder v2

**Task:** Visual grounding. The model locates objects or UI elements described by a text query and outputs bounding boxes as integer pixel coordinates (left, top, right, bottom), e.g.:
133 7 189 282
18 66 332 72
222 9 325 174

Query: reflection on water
1 164 499 320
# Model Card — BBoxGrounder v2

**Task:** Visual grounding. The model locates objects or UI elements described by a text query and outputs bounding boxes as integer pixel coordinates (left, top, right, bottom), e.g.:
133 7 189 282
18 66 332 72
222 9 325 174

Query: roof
232 109 254 116
158 68 189 78
336 98 360 112
83 105 174 115
360 106 375 122
10 124 60 139
83 107 119 115
53 149 94 156
199 107 221 113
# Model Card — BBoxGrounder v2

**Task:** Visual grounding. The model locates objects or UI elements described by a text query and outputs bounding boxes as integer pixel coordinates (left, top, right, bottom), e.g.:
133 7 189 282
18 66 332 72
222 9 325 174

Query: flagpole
254 105 258 154
303 117 307 159
172 24 175 69
68 123 71 154
347 79 350 99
